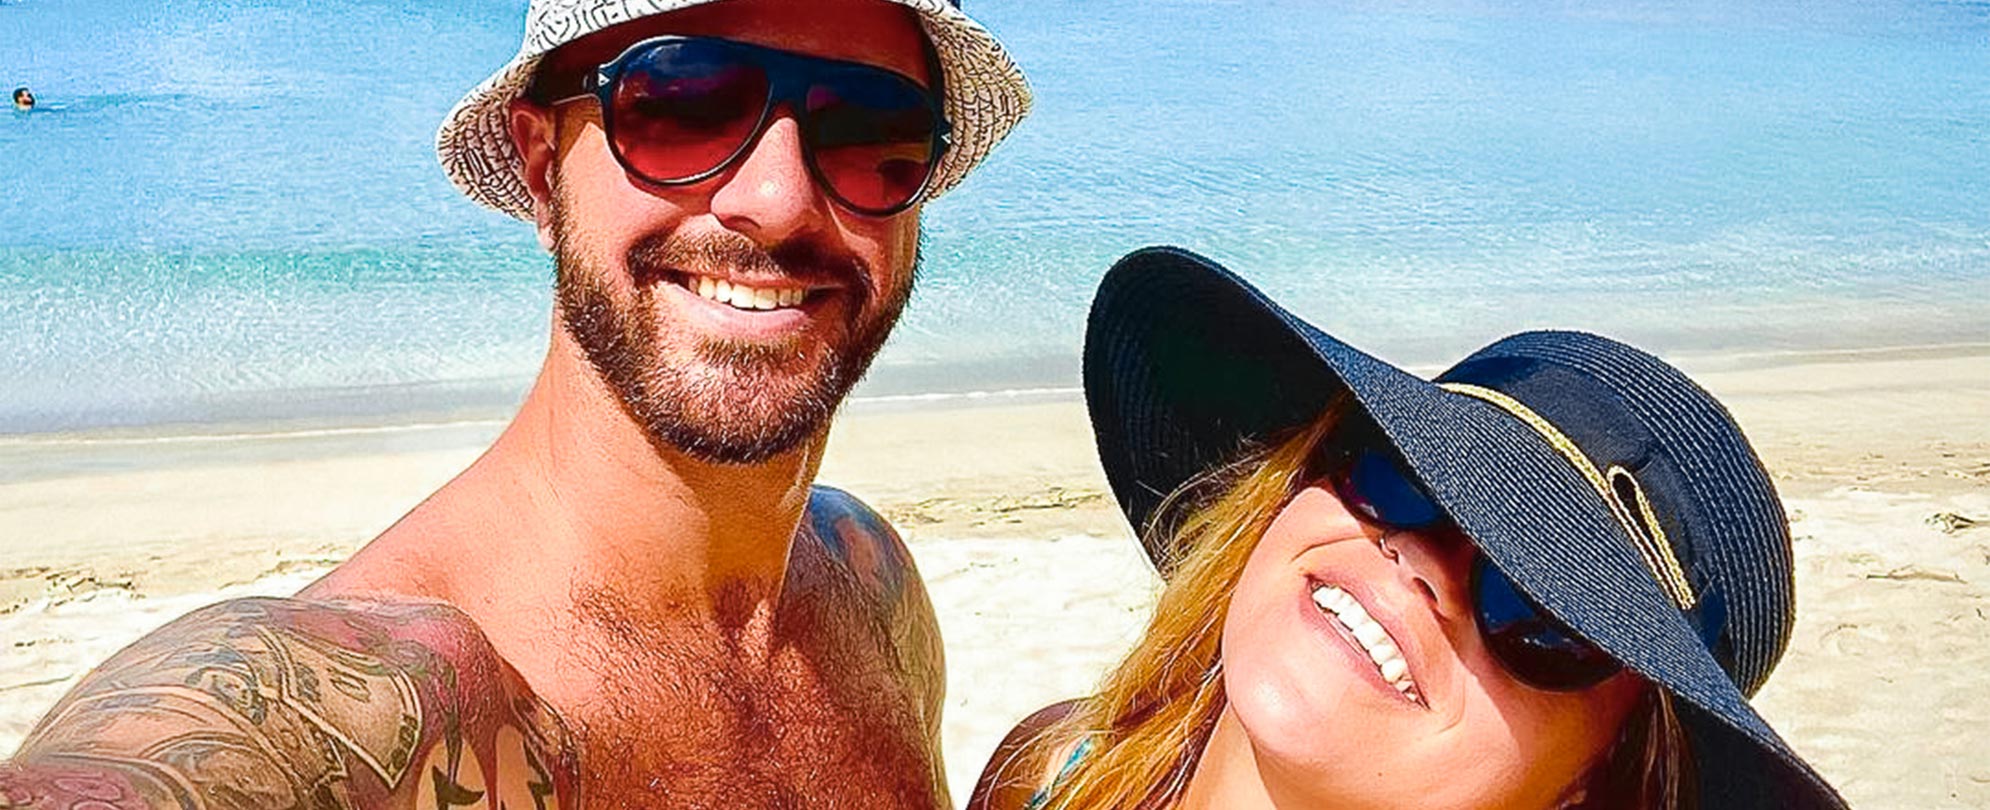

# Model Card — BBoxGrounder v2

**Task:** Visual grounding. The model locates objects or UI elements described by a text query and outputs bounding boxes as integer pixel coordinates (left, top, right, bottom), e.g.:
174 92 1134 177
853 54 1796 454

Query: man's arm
0 597 576 810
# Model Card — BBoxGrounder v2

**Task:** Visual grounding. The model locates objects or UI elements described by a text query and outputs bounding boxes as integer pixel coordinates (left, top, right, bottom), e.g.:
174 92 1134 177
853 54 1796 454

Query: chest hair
556 542 937 809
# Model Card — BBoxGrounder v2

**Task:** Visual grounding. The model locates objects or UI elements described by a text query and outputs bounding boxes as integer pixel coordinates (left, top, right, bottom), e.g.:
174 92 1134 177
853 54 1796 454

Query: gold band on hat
1439 382 1698 610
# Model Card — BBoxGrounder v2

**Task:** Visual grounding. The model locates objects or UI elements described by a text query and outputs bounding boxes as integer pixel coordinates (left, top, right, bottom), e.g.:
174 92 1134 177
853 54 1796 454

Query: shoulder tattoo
803 485 945 735
805 485 913 601
1 597 576 810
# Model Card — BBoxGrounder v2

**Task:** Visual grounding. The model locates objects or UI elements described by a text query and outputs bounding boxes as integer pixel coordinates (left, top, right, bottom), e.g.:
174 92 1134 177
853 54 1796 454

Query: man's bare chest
539 593 941 808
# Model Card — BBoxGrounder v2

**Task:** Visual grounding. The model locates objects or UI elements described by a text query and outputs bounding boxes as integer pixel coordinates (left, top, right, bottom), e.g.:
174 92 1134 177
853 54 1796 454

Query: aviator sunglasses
1323 439 1624 692
535 35 953 216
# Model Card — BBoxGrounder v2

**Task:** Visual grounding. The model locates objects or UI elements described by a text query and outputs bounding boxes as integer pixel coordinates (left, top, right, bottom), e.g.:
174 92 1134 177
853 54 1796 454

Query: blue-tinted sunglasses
1327 445 1624 692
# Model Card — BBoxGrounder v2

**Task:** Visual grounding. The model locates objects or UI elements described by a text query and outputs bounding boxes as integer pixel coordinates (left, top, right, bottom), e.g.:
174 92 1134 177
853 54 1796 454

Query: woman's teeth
1311 584 1424 705
693 277 809 310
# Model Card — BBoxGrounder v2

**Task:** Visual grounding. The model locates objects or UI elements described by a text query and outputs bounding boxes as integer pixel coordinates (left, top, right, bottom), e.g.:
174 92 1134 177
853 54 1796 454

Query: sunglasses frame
1319 433 1626 693
541 35 952 217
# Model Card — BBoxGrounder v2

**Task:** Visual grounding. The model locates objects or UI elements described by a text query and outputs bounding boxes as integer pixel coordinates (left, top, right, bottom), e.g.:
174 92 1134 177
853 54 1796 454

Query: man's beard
550 204 912 465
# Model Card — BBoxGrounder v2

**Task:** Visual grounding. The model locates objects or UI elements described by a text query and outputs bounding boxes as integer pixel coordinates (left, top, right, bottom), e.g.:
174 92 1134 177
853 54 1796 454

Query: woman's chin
1223 671 1413 798
1223 678 1565 810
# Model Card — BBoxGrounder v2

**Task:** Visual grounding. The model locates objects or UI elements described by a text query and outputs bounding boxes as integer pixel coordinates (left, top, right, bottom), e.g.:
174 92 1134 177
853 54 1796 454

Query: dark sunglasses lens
1473 557 1621 691
804 76 941 213
611 41 770 182
1339 450 1445 530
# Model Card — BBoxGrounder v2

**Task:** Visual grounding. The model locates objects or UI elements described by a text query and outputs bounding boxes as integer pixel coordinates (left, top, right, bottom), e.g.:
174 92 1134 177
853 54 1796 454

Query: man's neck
363 327 825 629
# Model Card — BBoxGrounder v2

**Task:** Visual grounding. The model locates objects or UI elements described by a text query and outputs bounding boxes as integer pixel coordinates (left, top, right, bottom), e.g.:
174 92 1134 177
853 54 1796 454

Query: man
12 87 31 111
0 0 1029 807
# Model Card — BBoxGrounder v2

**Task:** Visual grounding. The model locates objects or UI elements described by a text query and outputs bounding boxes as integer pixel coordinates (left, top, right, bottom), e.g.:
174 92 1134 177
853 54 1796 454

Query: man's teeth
1311 584 1424 704
694 277 809 310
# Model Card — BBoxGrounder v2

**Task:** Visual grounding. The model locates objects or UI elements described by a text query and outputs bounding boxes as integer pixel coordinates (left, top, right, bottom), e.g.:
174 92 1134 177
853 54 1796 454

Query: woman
971 247 1846 809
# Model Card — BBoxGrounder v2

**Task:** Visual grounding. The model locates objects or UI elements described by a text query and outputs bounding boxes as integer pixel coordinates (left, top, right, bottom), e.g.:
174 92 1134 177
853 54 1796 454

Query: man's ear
508 98 560 251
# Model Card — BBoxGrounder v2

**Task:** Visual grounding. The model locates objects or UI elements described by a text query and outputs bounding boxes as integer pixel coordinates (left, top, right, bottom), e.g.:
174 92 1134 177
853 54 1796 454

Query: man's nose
708 112 833 245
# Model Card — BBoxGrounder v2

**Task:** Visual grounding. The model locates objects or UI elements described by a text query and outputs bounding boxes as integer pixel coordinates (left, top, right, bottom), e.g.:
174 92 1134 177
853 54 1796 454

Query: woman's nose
1380 526 1477 623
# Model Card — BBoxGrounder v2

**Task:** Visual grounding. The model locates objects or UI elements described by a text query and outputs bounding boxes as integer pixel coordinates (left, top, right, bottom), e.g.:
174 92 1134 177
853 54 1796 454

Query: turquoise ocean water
3 0 1988 433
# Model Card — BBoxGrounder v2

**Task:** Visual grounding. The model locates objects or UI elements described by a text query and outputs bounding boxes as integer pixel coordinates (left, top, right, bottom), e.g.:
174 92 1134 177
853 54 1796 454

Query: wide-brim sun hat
437 0 1030 220
1083 246 1848 808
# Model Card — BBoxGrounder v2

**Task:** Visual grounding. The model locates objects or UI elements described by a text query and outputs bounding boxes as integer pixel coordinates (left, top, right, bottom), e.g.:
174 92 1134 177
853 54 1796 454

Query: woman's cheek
1226 663 1327 762
1219 606 1366 779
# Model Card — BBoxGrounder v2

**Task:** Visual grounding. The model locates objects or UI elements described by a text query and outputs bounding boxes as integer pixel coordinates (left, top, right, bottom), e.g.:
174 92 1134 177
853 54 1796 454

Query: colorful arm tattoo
0 598 576 810
805 486 947 738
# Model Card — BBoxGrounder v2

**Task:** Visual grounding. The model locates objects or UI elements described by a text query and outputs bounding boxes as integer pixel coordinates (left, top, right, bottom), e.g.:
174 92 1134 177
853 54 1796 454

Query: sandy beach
1 344 1986 808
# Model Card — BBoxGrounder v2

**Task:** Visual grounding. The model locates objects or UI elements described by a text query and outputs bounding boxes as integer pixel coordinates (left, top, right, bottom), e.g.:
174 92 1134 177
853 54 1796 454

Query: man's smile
673 272 819 311
655 269 862 344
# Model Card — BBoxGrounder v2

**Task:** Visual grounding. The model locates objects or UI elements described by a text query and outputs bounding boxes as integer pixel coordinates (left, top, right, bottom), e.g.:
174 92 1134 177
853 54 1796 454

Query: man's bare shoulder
2 596 578 810
803 485 920 601
800 485 945 731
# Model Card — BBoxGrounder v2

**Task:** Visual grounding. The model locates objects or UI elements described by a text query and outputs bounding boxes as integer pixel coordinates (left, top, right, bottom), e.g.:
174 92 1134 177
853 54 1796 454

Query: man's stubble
548 179 915 465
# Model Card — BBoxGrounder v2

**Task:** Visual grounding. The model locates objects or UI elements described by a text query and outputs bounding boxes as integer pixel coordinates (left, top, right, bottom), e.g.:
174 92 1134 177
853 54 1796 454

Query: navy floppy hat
1083 246 1846 809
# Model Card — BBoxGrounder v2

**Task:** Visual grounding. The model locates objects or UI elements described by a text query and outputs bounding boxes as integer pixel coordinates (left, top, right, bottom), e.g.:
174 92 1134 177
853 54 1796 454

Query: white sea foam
851 386 1083 406
0 418 509 448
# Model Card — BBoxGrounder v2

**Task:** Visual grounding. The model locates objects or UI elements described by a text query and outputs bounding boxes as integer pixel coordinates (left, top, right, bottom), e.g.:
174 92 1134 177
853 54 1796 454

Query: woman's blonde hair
1024 408 1338 809
1020 403 1694 810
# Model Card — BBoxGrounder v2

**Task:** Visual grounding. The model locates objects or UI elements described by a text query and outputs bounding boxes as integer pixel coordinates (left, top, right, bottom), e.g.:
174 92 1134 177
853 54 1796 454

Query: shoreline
5 336 1985 498
0 343 1985 806
6 336 1988 444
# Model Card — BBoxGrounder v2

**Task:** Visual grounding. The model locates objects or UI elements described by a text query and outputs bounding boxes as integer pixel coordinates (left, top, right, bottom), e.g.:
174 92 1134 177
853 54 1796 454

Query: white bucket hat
436 0 1032 220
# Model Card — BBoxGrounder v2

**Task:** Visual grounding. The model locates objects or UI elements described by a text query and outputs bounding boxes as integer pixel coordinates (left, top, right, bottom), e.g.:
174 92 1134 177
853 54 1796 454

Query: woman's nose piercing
1378 532 1400 560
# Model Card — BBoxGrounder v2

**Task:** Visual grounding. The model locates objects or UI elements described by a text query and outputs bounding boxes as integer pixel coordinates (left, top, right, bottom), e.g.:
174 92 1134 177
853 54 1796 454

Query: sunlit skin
0 3 961 808
335 0 943 613
508 0 927 403
331 0 949 791
1184 484 1644 810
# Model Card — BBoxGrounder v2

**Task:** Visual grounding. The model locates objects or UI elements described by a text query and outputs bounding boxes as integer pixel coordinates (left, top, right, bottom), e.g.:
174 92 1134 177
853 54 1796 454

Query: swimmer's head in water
11 87 30 110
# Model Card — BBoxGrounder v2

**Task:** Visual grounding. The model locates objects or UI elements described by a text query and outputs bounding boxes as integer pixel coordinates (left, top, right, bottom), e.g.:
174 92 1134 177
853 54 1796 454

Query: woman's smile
1305 580 1425 706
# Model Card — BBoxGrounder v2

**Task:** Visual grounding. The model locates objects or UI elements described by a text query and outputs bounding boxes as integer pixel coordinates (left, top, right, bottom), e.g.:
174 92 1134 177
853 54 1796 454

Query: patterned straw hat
436 0 1031 220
